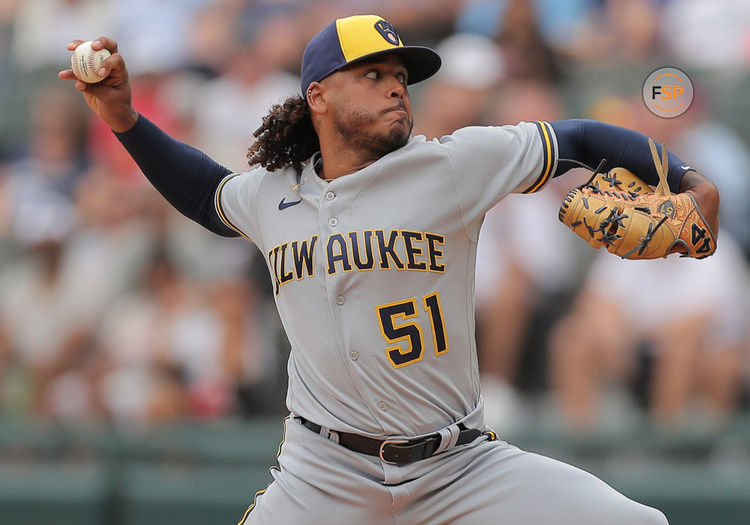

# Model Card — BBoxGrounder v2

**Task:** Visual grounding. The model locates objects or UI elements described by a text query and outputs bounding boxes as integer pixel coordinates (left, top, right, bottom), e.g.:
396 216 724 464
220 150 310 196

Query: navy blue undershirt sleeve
550 119 690 192
114 114 238 237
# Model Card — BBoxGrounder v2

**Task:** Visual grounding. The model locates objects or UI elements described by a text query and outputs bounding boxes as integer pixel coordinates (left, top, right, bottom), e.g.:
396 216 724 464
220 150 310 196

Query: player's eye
396 72 407 86
365 70 379 80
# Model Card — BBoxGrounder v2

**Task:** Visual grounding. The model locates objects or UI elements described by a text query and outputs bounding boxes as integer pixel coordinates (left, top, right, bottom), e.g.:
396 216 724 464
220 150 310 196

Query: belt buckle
379 438 410 465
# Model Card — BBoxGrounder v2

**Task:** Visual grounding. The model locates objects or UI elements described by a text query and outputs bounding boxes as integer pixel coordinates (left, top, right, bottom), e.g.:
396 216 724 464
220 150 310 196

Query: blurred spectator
209 278 283 417
413 32 505 139
455 0 567 81
455 0 593 54
93 248 274 427
185 0 248 76
0 0 20 157
676 124 750 257
10 0 114 73
660 0 750 72
568 0 664 63
0 163 152 422
66 165 154 320
0 83 89 278
109 0 206 78
0 199 87 419
548 233 750 434
494 0 562 81
93 249 197 427
2 85 89 226
191 14 301 171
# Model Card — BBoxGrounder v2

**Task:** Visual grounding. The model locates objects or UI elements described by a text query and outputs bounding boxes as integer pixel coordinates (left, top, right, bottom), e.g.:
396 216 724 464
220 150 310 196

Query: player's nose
387 77 407 99
389 88 404 99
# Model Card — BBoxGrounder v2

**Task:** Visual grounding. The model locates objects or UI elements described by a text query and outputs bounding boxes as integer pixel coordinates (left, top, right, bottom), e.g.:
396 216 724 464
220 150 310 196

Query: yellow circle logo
642 67 694 118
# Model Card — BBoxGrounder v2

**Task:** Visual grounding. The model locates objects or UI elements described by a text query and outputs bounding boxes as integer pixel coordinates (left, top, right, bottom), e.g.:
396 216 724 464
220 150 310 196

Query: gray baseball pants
239 417 668 525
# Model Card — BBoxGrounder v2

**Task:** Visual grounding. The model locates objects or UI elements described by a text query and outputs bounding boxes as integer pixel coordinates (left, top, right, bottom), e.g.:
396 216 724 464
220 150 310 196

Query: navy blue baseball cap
300 14 442 95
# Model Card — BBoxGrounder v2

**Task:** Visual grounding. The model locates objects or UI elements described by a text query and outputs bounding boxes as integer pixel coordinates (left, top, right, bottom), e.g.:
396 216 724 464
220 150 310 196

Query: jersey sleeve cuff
522 121 558 194
215 173 253 242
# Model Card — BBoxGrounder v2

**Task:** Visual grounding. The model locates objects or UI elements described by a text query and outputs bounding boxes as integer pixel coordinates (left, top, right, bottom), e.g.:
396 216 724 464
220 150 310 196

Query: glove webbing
618 139 671 258
648 138 671 197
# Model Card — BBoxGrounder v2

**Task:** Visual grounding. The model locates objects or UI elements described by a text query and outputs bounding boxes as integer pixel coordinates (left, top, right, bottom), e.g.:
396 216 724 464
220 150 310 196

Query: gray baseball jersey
217 122 555 437
218 122 668 524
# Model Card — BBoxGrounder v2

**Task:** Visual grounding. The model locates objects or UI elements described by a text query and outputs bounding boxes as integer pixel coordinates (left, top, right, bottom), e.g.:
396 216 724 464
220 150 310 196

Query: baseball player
61 14 719 525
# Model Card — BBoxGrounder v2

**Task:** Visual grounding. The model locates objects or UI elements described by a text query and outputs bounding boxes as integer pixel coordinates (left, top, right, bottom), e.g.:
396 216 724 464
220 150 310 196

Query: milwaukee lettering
268 230 446 295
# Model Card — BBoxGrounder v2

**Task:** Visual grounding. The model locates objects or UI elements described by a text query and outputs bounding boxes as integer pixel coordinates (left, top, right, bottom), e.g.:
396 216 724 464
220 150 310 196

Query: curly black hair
246 95 319 172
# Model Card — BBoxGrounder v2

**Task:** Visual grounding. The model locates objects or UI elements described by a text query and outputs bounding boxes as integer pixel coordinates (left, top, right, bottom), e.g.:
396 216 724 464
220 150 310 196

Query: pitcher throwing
61 14 720 524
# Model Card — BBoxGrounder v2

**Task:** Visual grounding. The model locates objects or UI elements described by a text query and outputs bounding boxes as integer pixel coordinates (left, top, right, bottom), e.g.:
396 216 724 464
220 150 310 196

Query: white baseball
70 41 111 83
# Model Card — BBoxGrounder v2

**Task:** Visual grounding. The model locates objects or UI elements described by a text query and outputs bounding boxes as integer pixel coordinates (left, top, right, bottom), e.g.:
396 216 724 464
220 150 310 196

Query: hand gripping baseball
58 37 138 133
559 139 717 260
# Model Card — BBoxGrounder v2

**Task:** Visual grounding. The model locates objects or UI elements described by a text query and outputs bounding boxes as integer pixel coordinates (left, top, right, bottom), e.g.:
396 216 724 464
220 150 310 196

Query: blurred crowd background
1 0 750 440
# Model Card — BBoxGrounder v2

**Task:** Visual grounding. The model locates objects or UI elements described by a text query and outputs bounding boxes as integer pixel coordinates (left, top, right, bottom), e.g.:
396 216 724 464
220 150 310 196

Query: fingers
57 69 89 91
57 69 86 90
67 39 84 51
57 69 87 89
91 37 119 55
98 52 126 81
61 37 127 85
67 37 119 54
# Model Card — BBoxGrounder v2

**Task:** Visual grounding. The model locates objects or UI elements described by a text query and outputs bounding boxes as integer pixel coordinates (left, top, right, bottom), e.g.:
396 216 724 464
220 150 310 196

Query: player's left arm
549 118 720 234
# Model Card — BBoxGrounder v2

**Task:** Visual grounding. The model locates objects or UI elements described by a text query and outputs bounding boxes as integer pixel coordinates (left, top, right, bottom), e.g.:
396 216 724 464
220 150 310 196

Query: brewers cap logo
374 20 400 46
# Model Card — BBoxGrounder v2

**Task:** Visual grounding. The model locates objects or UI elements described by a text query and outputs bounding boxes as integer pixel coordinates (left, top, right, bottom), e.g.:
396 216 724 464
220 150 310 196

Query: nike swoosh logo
681 165 691 170
278 197 302 210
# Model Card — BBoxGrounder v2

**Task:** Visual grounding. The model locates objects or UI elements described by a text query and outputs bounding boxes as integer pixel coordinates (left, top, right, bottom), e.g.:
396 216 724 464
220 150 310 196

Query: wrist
681 172 720 235
110 107 139 133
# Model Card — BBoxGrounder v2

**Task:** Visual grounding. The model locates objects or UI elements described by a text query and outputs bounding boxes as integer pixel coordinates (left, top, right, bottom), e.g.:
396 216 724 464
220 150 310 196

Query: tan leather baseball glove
558 139 716 260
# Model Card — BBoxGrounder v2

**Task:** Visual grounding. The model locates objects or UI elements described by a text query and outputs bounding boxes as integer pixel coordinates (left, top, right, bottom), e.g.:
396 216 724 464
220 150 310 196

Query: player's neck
317 144 380 181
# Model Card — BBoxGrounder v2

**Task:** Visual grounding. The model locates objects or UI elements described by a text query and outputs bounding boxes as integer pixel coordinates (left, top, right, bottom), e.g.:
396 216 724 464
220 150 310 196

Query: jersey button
349 351 359 361
378 402 388 411
336 295 345 306
325 191 335 201
328 217 338 227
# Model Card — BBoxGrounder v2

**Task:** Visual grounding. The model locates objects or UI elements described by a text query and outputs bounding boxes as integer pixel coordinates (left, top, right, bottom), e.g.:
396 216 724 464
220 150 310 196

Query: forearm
114 114 238 237
551 119 691 192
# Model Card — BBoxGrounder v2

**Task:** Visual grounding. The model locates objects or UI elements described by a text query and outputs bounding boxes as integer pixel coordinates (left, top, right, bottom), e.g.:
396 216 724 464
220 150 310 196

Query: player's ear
306 82 326 115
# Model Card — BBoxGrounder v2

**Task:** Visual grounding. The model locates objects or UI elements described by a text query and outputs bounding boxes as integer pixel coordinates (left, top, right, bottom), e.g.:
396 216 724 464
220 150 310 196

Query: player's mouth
383 104 408 117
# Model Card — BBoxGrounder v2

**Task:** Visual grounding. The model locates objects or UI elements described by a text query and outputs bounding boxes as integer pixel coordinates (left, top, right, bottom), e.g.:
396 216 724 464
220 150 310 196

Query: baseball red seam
73 46 103 81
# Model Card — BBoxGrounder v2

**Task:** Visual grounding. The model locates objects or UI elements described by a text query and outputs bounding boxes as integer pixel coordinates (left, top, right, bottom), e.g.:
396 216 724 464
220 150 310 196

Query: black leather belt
296 417 483 465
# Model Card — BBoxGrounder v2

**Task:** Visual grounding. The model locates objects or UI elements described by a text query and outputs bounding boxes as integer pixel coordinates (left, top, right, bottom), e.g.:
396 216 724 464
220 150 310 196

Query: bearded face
322 55 414 160
331 101 413 158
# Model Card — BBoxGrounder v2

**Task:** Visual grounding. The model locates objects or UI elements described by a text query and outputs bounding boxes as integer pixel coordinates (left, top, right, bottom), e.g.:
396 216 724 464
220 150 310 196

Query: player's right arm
59 37 238 237
58 38 138 132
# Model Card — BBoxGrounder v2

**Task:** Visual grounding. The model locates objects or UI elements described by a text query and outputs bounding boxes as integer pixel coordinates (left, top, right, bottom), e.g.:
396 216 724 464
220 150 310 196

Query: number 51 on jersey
376 292 448 368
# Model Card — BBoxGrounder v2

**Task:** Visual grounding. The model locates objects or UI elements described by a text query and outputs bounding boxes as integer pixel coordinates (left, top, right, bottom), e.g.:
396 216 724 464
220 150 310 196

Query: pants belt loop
319 425 340 444
434 424 461 455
